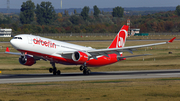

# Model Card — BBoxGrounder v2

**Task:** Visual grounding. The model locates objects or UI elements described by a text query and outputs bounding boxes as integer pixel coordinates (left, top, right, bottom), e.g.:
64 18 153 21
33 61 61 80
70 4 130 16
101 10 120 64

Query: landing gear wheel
83 69 91 75
87 69 91 74
80 65 91 75
53 71 56 75
83 70 87 75
57 70 61 75
49 68 53 73
80 66 83 71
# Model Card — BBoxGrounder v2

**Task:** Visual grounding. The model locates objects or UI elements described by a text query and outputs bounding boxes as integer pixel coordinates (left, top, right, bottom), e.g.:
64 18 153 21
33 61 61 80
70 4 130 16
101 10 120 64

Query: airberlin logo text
33 38 56 48
118 37 124 47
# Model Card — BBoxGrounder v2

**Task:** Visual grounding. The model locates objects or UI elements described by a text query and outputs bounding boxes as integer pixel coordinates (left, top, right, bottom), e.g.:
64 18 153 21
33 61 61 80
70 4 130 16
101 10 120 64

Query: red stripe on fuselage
17 49 123 67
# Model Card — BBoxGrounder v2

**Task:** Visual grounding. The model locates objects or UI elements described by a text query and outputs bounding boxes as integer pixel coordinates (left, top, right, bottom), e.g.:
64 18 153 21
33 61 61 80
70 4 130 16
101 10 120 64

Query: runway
0 69 180 84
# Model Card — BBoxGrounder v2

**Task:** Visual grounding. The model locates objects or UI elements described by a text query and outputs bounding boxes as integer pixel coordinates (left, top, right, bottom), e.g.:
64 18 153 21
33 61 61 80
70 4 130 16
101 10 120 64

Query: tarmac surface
0 69 180 84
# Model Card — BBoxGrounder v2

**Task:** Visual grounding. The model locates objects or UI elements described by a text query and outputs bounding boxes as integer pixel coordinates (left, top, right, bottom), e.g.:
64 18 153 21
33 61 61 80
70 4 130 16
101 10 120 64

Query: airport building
0 28 12 37
130 28 140 36
126 19 148 36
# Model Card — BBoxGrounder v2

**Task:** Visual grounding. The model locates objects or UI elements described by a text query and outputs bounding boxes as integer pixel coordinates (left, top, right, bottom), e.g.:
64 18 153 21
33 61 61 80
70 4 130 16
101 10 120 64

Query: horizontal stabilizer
5 47 21 55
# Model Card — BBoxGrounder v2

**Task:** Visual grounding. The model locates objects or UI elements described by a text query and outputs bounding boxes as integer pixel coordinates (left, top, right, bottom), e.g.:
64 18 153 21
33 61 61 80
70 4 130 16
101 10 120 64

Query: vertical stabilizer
108 25 129 49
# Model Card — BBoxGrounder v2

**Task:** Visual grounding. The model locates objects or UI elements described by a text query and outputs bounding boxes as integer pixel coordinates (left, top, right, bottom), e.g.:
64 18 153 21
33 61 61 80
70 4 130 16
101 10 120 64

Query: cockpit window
13 37 22 39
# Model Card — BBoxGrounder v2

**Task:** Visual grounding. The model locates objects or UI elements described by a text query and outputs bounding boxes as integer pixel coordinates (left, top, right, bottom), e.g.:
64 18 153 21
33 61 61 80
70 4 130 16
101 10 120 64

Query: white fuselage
11 34 93 56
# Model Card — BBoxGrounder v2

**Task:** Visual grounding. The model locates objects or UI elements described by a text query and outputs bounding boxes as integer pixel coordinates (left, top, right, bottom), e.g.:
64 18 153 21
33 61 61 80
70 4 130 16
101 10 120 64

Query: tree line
20 0 123 25
0 0 180 34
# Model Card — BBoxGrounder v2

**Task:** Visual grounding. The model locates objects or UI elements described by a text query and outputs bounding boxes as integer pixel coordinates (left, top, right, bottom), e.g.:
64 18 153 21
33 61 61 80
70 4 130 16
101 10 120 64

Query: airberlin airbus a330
5 25 176 75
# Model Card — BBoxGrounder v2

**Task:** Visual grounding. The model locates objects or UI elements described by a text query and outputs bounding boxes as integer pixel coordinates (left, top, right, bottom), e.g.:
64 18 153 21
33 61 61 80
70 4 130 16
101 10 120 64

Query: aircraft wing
84 37 176 59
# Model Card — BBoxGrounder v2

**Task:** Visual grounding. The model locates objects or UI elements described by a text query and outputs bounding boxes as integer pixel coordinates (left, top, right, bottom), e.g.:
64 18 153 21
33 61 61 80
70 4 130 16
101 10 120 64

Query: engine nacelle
72 51 88 64
19 55 36 66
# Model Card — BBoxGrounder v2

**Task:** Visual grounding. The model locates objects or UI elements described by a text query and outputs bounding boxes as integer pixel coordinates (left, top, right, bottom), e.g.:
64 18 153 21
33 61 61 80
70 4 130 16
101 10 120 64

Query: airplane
5 25 176 75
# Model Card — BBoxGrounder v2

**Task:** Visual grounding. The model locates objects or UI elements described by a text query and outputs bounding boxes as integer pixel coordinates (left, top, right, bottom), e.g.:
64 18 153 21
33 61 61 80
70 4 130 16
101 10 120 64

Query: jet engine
72 51 88 64
19 55 36 66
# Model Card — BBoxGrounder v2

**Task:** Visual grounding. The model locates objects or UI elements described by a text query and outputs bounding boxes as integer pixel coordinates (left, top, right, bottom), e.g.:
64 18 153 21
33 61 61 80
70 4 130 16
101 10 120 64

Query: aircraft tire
53 71 56 75
83 70 86 75
83 69 91 75
57 70 61 75
87 69 91 74
49 68 53 73
80 66 83 71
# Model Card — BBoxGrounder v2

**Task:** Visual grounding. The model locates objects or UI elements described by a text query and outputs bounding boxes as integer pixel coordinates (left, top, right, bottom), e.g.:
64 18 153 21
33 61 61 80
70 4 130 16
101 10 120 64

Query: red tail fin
108 25 129 49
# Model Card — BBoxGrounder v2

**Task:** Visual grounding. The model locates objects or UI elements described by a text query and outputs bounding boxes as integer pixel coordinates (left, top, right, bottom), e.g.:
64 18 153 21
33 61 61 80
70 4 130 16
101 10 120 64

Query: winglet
5 47 10 52
168 37 176 43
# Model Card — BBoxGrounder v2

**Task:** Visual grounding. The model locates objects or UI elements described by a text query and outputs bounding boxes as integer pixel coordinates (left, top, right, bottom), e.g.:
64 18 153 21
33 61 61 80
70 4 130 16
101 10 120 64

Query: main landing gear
49 62 61 75
80 65 91 75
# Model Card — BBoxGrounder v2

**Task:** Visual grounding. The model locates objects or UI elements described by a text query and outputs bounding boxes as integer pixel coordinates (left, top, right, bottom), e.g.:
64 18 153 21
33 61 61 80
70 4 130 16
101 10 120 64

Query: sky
0 0 179 9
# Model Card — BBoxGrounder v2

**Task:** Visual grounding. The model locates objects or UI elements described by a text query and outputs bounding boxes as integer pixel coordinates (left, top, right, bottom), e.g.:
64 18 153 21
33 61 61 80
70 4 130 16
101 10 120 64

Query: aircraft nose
10 39 18 49
10 39 14 45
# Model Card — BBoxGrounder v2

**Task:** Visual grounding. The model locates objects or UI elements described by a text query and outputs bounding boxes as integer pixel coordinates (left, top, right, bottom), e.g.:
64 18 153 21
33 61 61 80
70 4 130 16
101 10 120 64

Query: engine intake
19 55 36 66
72 51 88 64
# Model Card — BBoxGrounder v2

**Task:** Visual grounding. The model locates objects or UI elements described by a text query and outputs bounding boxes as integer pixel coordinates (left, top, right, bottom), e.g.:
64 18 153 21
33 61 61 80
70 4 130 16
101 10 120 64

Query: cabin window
13 37 22 40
